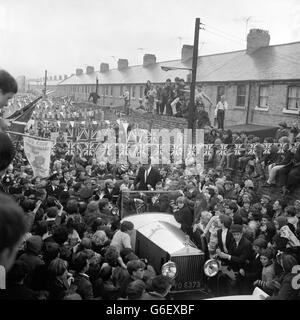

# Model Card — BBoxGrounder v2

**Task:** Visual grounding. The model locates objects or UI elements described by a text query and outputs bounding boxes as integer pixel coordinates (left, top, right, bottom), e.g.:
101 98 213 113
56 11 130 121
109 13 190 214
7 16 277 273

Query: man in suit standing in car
134 161 161 191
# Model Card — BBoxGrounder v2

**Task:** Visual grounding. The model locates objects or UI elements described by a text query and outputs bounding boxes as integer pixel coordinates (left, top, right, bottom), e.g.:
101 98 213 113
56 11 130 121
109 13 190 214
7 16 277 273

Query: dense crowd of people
0 69 300 300
1 122 300 300
139 79 213 124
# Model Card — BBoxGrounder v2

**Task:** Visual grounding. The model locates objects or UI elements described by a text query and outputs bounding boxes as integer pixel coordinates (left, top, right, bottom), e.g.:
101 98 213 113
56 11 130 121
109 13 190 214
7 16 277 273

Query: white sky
0 0 300 79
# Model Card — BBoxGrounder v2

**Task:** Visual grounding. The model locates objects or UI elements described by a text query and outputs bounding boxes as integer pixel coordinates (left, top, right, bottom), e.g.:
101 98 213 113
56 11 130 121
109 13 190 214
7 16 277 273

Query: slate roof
58 41 300 86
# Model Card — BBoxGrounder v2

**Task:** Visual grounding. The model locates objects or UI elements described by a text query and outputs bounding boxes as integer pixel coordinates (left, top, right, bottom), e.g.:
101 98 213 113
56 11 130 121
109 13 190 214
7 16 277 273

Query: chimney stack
76 68 83 76
100 63 109 73
86 66 94 74
143 54 156 67
118 59 129 70
247 29 270 54
181 45 193 62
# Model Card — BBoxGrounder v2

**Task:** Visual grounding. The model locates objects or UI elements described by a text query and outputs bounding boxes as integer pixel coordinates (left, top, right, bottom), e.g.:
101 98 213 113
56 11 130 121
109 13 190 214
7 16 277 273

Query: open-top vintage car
120 189 268 300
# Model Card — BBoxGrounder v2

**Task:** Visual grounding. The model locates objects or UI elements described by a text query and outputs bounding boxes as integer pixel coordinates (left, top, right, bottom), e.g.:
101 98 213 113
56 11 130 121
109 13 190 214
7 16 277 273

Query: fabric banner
24 137 54 178
0 265 5 289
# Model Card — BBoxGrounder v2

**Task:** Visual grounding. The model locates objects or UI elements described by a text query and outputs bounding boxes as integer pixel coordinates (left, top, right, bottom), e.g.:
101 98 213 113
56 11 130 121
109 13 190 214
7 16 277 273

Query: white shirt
144 166 152 183
107 187 113 194
221 229 228 253
215 101 228 116
123 91 130 100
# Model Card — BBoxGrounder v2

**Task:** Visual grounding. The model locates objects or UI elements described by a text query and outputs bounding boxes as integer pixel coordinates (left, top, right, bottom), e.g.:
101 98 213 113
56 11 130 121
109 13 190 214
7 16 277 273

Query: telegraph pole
188 18 201 131
96 77 99 95
43 70 47 96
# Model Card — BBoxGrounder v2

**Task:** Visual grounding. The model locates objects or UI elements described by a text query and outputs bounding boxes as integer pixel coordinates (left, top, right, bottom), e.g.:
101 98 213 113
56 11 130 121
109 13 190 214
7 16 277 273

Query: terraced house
45 29 300 128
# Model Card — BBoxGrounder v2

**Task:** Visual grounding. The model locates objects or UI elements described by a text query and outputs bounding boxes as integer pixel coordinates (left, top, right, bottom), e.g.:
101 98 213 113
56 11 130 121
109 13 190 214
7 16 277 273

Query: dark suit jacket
173 205 193 236
149 193 171 212
46 184 63 198
217 229 235 254
134 167 161 190
244 252 263 283
73 273 94 300
276 150 293 166
103 186 120 204
228 236 253 271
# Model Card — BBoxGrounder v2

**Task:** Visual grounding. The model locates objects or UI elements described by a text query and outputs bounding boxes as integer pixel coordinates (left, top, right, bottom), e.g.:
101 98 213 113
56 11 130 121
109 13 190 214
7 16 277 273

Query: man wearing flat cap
260 194 274 219
275 121 289 140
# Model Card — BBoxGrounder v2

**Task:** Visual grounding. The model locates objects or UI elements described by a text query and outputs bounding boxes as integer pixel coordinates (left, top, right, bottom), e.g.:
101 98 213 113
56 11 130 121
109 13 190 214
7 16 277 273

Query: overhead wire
203 23 246 43
197 51 246 80
202 23 300 68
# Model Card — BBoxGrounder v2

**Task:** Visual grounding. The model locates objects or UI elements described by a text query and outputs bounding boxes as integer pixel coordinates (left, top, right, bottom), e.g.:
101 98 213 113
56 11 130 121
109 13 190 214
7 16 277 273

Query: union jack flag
66 142 76 155
263 143 272 155
204 144 213 156
291 142 300 153
173 145 184 159
84 142 94 156
217 144 227 156
277 143 285 154
77 128 90 141
234 144 243 156
247 143 257 155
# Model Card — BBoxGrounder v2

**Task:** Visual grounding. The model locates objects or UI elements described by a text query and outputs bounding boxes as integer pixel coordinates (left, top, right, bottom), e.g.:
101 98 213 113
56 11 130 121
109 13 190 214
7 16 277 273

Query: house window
110 85 113 96
132 85 136 98
120 85 123 97
236 85 246 107
287 86 300 110
259 86 269 108
140 86 144 98
105 85 109 96
217 86 225 103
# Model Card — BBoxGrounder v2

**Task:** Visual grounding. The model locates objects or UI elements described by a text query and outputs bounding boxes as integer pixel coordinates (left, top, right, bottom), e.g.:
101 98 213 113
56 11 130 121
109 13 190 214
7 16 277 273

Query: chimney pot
118 59 129 70
86 66 94 74
247 29 270 54
100 63 109 73
76 68 83 76
181 45 193 62
143 54 156 67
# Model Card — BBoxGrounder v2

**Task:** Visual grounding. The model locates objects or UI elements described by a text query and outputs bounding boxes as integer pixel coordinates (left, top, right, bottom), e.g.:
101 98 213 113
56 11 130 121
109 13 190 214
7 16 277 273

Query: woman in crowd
2 92 300 301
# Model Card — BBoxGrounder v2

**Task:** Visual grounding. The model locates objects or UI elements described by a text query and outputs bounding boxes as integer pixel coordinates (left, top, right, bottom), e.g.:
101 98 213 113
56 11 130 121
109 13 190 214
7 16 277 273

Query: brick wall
58 81 300 129
251 84 298 127
104 110 188 130
203 83 248 126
